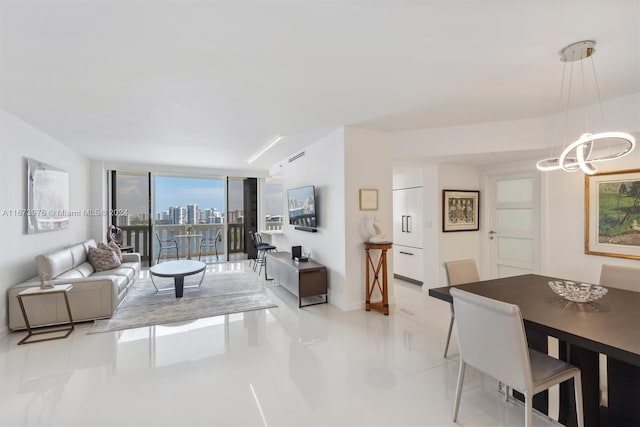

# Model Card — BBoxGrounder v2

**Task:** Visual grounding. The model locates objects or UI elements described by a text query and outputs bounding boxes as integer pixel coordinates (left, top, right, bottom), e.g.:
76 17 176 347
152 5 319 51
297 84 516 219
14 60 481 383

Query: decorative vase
40 272 54 289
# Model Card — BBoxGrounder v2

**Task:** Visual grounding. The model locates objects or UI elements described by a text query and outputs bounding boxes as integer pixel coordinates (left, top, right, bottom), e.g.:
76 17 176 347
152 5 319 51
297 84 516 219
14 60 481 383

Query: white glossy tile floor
0 261 562 426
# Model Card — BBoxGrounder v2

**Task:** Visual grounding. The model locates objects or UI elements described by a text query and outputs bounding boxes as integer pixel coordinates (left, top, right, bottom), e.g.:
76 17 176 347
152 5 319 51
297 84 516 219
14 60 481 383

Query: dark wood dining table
428 274 640 427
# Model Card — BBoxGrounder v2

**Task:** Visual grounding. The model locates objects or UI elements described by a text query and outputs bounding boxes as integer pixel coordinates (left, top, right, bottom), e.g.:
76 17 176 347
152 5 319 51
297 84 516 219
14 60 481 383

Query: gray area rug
89 269 277 334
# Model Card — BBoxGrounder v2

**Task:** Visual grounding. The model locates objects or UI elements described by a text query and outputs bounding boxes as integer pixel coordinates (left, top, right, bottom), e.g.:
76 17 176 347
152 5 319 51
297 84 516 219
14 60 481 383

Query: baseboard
0 325 9 339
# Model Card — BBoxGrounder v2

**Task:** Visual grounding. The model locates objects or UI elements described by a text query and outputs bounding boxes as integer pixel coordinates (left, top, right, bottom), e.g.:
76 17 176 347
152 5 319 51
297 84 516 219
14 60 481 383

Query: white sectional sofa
8 239 141 330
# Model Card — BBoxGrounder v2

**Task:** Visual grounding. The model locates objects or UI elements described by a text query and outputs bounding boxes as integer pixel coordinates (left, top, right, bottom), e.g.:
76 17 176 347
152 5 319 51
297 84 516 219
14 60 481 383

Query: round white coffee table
149 260 206 297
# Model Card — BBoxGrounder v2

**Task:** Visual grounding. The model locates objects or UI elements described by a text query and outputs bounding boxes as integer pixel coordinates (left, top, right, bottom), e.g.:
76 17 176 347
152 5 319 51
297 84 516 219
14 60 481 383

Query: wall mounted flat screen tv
287 185 317 229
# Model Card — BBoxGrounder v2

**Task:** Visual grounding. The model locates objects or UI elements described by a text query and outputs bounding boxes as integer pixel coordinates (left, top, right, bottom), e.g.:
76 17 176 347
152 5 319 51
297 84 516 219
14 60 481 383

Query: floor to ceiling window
153 175 225 263
109 171 258 264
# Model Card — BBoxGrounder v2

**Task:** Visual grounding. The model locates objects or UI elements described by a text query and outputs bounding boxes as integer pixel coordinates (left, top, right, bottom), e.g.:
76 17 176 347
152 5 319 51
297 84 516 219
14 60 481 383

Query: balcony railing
118 223 247 261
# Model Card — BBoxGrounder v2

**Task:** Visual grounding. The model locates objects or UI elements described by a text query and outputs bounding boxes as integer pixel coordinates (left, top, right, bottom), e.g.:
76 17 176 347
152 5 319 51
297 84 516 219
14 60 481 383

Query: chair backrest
107 225 123 245
599 264 640 292
444 259 480 286
215 229 223 241
451 287 533 393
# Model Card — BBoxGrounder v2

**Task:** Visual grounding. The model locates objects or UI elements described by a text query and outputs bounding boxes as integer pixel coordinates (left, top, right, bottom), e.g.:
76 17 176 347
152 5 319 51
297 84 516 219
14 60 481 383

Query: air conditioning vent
288 151 305 163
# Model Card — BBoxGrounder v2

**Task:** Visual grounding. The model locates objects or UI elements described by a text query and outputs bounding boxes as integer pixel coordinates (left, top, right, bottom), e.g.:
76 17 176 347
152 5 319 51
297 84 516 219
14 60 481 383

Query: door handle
399 251 414 256
401 215 406 232
489 230 497 240
407 215 412 233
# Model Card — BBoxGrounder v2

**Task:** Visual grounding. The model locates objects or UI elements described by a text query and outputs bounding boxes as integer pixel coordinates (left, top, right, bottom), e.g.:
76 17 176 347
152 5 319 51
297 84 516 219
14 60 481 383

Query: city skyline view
116 174 283 224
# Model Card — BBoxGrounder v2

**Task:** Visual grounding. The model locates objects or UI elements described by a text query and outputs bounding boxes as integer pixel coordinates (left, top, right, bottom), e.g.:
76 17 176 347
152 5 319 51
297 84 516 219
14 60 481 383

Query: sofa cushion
75 261 95 277
36 249 74 279
69 243 87 267
87 247 121 272
56 269 85 280
120 261 141 278
92 267 135 282
81 239 97 254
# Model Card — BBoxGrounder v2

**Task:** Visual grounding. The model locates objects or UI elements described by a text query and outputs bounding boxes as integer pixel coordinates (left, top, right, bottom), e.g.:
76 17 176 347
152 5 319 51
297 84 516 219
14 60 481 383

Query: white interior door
486 173 540 278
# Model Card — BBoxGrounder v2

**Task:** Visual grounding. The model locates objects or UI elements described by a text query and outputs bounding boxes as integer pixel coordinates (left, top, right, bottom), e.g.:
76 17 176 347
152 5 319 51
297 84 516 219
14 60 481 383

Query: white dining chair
450 287 584 427
599 264 640 292
443 259 480 357
597 264 640 407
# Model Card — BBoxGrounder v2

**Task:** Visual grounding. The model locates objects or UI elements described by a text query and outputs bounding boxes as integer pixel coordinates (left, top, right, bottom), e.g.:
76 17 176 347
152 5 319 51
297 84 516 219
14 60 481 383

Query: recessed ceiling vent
288 151 305 163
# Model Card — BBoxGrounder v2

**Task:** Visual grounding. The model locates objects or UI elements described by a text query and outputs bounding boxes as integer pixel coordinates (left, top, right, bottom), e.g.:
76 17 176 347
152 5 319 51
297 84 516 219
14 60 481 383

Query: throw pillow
101 241 123 261
88 246 122 272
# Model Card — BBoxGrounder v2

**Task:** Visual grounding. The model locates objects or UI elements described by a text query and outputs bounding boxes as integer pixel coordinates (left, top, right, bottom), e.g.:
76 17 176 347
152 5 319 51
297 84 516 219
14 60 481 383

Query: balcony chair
154 232 179 264
443 259 480 358
199 229 223 261
107 224 134 252
450 287 584 427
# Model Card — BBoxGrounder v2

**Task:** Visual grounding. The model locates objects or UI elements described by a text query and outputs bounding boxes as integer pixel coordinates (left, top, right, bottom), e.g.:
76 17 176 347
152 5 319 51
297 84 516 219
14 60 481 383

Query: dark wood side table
17 284 75 345
364 241 393 315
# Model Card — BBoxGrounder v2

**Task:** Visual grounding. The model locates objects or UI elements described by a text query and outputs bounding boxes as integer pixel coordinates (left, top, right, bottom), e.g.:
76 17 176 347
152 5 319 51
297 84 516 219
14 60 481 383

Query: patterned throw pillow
99 241 123 261
88 246 122 272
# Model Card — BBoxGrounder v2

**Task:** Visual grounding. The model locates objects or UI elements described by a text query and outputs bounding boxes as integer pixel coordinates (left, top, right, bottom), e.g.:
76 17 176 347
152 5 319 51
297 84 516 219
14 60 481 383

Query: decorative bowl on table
548 280 608 303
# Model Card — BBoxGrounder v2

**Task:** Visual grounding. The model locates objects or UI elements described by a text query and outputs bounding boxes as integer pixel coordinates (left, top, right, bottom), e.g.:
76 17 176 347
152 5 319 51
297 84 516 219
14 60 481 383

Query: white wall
436 164 482 284
0 109 91 335
271 129 348 308
344 127 393 310
272 127 394 311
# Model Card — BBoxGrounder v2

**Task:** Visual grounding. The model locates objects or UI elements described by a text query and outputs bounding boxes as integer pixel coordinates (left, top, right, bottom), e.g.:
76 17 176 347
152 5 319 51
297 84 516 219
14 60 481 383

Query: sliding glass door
153 175 225 263
110 171 261 264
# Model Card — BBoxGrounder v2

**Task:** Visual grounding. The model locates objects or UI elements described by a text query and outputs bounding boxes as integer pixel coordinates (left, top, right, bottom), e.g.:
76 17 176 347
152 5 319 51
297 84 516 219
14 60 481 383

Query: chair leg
253 251 260 272
444 314 455 358
453 361 466 422
215 244 219 261
257 251 265 276
525 394 533 427
574 373 584 427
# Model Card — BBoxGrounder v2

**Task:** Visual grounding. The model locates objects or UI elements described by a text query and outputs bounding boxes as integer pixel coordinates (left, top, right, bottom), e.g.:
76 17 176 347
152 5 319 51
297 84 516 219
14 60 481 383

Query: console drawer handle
399 251 414 256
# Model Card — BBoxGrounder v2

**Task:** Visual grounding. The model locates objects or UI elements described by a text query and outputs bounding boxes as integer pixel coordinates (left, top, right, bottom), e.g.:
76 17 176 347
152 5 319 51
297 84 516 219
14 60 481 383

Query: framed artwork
443 190 480 232
359 189 378 211
26 158 70 234
585 168 640 260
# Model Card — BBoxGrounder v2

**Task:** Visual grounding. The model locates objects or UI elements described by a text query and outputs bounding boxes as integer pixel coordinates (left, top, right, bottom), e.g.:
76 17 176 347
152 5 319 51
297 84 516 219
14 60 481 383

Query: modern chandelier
536 40 635 174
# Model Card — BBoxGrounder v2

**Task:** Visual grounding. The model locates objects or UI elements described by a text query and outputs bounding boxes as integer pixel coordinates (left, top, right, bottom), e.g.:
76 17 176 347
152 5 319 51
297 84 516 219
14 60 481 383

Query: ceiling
1 0 638 173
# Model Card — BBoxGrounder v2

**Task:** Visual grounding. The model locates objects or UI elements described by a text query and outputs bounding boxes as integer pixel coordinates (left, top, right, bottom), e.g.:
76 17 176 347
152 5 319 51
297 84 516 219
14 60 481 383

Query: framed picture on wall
442 190 479 232
359 188 378 211
585 168 640 260
26 158 70 234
